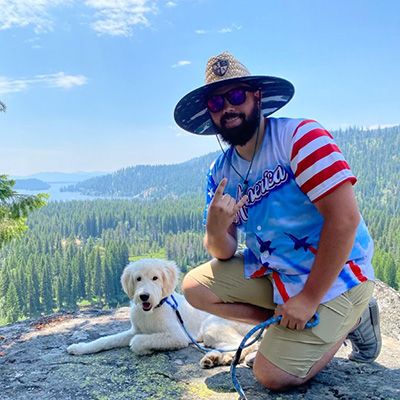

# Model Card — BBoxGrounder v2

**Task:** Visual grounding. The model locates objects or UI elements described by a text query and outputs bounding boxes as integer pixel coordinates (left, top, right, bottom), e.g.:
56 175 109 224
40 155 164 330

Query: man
174 51 381 392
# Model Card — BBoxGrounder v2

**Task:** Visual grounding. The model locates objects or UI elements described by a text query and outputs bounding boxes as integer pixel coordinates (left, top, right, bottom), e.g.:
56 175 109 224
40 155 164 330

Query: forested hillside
0 198 209 324
14 178 50 190
0 125 399 325
61 151 220 198
335 126 400 288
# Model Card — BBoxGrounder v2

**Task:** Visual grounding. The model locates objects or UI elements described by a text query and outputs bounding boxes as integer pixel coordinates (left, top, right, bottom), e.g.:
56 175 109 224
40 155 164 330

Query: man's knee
182 275 199 304
182 274 222 311
253 353 304 392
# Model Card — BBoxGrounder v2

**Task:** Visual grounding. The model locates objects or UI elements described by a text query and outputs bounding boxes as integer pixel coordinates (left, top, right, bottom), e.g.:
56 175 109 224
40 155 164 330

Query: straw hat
174 51 295 135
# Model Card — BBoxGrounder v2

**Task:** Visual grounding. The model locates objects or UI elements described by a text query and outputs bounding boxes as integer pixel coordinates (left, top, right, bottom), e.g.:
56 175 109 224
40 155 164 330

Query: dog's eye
136 277 141 281
152 276 158 281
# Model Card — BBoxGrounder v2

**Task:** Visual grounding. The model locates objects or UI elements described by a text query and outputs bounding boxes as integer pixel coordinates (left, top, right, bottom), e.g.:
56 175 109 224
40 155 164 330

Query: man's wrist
299 286 324 307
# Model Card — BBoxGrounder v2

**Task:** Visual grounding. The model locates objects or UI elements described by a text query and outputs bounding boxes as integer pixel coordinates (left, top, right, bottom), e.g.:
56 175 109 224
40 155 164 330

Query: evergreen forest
1 125 399 325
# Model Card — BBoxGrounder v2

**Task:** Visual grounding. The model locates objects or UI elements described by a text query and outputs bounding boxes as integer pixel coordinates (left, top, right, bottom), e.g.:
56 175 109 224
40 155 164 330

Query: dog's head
121 258 179 312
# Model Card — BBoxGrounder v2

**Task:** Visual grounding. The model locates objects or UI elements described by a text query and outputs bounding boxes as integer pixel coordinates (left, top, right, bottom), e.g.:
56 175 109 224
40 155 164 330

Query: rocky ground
1 280 399 400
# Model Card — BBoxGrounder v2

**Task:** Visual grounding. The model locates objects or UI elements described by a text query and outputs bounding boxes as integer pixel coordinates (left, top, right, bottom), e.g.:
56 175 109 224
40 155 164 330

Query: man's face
207 83 260 147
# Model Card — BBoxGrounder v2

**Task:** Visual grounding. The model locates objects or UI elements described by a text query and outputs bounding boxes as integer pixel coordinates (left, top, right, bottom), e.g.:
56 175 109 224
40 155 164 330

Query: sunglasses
206 87 255 113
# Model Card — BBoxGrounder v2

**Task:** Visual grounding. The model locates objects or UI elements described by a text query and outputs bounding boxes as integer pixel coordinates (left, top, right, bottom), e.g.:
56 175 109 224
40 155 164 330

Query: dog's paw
129 335 153 355
200 350 222 369
67 343 87 355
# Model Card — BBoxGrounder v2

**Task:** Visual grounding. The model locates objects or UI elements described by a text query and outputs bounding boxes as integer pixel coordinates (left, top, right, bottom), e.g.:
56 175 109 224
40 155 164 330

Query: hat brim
174 76 295 135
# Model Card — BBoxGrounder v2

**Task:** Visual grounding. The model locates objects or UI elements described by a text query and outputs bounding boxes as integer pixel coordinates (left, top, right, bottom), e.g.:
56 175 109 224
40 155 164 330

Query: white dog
67 258 258 368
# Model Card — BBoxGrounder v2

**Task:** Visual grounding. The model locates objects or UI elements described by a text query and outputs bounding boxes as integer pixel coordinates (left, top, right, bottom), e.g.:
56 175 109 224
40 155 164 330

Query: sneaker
347 297 382 363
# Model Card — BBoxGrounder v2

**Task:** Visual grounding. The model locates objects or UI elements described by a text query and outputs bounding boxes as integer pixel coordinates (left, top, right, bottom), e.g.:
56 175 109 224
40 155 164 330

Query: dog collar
154 297 169 309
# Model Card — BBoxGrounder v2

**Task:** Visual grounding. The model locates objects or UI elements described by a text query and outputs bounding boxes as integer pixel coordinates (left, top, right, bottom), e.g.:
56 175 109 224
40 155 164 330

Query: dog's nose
140 293 150 302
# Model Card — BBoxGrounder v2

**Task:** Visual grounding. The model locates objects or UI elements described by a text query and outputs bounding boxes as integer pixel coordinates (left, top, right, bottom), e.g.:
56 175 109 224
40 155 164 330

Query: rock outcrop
1 280 400 400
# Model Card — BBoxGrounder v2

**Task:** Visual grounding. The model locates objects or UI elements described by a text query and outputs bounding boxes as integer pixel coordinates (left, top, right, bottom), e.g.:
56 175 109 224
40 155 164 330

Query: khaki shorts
187 253 374 378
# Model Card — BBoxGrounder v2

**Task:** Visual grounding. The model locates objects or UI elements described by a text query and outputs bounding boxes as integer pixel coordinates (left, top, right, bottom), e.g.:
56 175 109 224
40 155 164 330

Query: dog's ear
121 263 135 299
161 261 179 297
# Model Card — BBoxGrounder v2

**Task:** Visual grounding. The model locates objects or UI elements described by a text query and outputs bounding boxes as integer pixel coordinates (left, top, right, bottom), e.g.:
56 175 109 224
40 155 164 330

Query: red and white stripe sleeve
290 119 357 203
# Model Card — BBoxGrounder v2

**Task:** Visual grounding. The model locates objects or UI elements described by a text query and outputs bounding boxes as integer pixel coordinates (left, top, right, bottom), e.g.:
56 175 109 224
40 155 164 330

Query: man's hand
274 292 319 330
206 178 248 237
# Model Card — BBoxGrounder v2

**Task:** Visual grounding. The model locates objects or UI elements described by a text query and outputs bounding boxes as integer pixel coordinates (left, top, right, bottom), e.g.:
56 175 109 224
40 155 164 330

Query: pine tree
75 250 86 299
0 262 10 298
372 249 385 281
395 266 400 291
0 175 48 249
41 259 55 314
103 260 115 304
26 257 41 316
65 268 76 309
56 276 64 310
91 248 103 304
5 281 22 323
383 256 397 289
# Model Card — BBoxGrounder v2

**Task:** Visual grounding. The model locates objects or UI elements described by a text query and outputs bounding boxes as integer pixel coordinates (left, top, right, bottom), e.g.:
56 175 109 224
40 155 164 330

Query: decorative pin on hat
174 51 295 135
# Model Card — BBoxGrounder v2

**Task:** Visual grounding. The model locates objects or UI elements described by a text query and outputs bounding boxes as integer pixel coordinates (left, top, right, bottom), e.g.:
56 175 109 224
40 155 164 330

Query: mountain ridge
10 171 107 183
60 125 400 203
60 150 220 198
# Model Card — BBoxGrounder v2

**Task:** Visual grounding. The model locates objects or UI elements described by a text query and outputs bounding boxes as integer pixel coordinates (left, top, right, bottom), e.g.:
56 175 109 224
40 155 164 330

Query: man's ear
121 263 135 299
254 89 262 104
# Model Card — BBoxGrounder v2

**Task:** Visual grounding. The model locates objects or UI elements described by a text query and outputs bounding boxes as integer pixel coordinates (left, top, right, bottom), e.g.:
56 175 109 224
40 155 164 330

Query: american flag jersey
203 118 375 305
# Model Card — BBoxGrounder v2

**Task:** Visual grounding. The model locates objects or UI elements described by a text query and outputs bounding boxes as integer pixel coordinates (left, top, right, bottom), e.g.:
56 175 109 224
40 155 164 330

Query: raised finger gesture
207 178 248 235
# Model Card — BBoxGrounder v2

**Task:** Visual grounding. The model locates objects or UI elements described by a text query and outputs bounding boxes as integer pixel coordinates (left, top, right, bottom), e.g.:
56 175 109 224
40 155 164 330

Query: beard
217 102 260 147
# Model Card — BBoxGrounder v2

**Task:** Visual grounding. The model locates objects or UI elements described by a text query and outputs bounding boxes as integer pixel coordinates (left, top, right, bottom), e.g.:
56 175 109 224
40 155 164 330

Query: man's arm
275 180 360 330
204 178 248 260
204 223 238 260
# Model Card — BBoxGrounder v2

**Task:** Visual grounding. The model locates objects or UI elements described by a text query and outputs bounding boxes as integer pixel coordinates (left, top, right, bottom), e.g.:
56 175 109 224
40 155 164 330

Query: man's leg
253 281 375 392
182 254 276 324
253 334 347 391
183 263 347 392
183 275 274 324
184 257 376 393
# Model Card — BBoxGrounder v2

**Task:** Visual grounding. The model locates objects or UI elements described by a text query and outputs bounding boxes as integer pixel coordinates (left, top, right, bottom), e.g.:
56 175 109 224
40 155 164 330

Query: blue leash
166 295 263 353
164 295 319 399
230 312 320 400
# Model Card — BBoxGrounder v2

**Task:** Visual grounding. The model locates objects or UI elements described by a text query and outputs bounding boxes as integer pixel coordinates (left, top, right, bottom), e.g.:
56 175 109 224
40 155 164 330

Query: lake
16 182 131 202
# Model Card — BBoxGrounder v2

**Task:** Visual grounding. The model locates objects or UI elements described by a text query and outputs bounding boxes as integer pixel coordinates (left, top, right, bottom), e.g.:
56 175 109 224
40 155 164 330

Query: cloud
0 77 31 94
217 28 232 34
25 36 44 49
36 72 88 88
0 72 88 95
172 60 191 68
195 25 242 35
85 0 158 36
165 1 177 7
0 0 72 33
0 0 158 37
169 125 190 137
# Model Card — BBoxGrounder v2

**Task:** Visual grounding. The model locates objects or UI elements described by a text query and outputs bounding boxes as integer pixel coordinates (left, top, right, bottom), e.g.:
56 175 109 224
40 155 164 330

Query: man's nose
222 97 235 112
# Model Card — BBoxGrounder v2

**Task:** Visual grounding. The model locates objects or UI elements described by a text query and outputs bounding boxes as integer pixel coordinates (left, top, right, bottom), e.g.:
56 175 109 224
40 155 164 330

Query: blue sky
1 0 399 176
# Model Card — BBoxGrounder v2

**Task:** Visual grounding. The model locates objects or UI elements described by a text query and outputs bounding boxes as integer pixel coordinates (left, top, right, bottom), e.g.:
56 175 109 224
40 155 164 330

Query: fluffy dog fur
67 258 258 368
